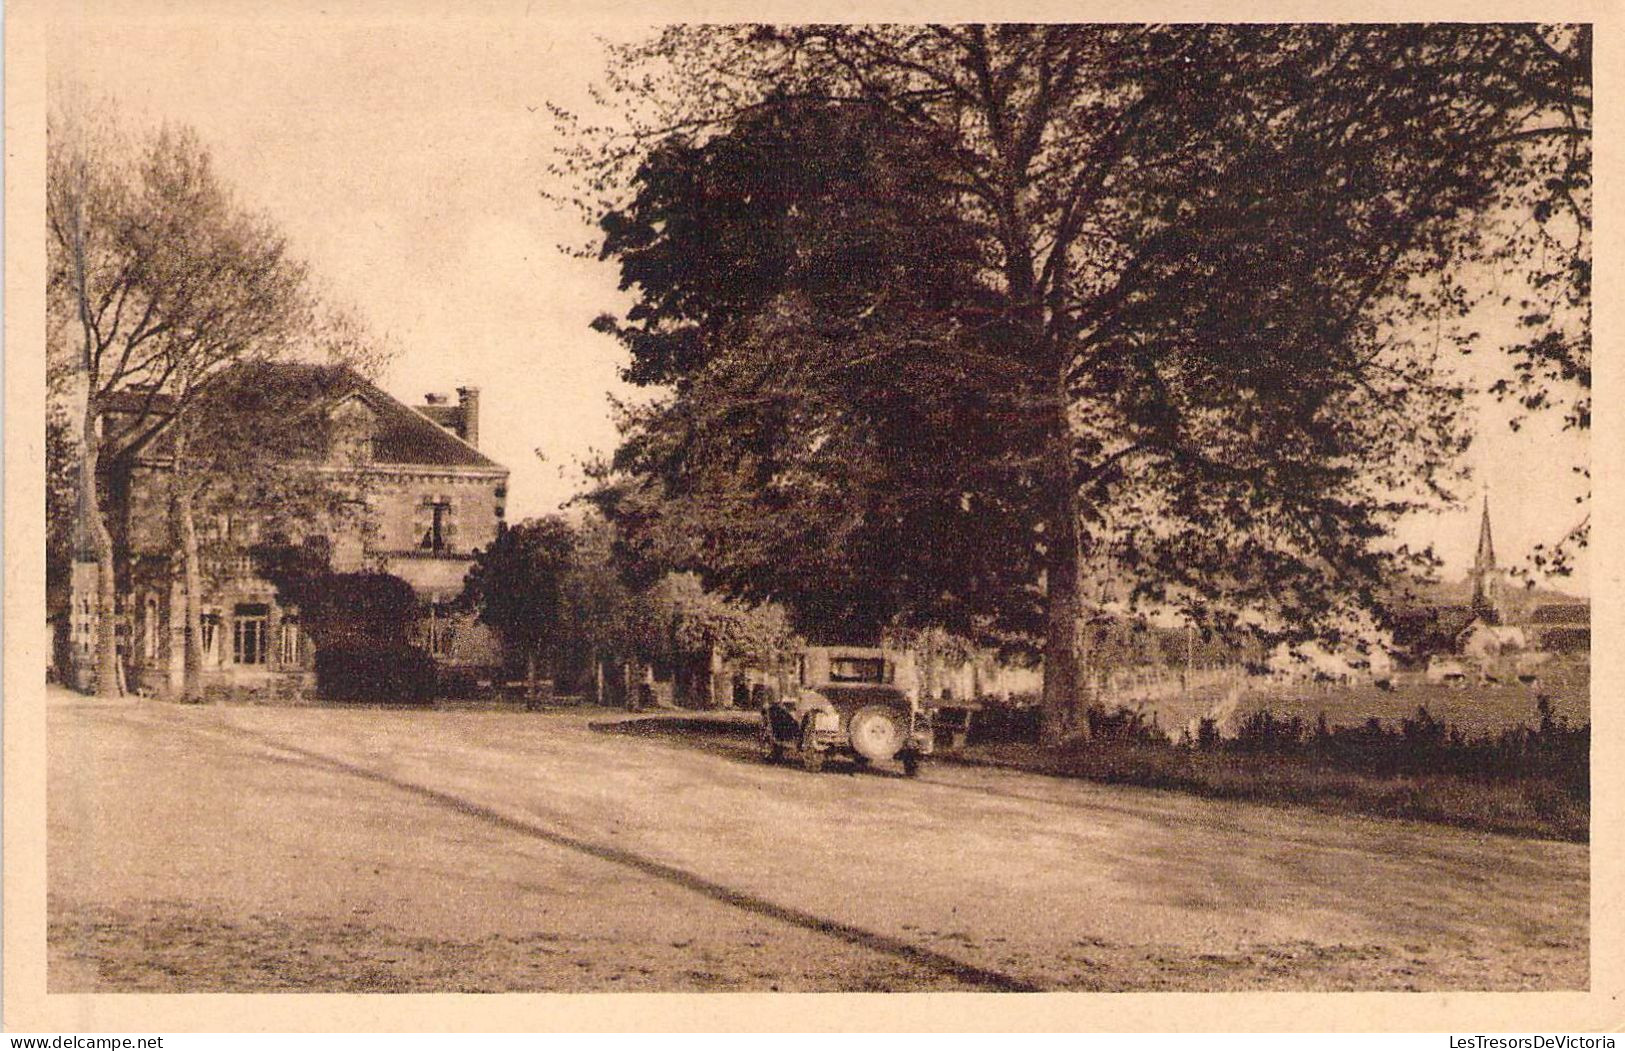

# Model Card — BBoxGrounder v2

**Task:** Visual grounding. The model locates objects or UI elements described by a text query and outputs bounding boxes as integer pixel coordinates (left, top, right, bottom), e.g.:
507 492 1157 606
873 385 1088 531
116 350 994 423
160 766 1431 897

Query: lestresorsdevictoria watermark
1450 1039 1615 1049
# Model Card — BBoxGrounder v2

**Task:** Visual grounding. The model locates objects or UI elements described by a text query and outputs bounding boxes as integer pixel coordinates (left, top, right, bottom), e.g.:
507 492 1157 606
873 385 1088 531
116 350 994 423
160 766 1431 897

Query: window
420 498 454 553
830 657 886 683
200 613 221 660
278 617 303 666
233 604 269 665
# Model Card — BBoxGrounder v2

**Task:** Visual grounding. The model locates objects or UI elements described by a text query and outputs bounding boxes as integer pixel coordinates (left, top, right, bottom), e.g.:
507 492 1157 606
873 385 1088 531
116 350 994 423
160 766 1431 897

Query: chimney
456 386 481 448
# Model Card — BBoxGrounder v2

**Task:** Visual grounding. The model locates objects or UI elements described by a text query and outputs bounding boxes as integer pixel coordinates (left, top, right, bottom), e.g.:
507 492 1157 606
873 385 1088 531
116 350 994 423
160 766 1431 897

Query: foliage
505 510 797 687
630 571 798 666
987 696 1586 786
299 572 421 648
460 517 578 660
315 641 437 704
555 512 635 665
1084 705 1164 744
588 100 1034 643
566 26 1590 731
48 108 314 452
254 541 419 649
1477 27 1591 434
249 557 430 702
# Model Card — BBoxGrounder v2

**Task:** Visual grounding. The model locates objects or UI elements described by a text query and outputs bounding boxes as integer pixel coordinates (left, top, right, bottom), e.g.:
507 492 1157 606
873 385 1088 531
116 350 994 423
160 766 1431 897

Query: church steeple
1471 493 1502 622
1474 494 1496 573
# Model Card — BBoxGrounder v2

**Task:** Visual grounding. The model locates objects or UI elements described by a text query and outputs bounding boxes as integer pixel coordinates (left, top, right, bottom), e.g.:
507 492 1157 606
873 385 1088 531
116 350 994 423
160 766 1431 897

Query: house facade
65 368 511 699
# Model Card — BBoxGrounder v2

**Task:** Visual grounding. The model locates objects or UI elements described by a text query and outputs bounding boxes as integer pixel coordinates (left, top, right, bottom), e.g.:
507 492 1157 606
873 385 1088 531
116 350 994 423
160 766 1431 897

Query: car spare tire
848 705 905 761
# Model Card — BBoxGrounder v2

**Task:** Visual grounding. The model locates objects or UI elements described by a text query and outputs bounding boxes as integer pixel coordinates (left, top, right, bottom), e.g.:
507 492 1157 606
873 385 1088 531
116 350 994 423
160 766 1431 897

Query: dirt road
47 689 1587 992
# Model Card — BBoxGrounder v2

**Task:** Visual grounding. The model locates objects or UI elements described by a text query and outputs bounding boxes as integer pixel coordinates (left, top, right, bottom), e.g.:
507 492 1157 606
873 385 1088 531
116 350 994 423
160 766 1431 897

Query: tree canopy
567 24 1590 735
49 101 317 694
460 517 579 683
590 100 1044 645
49 97 391 696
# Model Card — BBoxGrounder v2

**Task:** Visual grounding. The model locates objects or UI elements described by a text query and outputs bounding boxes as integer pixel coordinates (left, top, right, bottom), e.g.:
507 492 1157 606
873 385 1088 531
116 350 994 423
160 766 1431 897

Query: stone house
64 365 510 698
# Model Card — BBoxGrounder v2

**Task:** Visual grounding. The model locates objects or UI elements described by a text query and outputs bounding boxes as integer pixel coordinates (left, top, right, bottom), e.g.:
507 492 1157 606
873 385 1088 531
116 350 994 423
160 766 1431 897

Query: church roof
1474 495 1497 570
1530 603 1590 625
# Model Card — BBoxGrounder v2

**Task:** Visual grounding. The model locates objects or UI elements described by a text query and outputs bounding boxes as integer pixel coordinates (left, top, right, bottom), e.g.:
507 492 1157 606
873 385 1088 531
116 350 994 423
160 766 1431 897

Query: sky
48 8 1590 595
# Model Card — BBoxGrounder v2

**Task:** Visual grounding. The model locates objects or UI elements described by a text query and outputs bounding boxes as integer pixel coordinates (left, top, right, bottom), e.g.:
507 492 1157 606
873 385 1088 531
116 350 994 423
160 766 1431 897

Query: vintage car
760 645 933 776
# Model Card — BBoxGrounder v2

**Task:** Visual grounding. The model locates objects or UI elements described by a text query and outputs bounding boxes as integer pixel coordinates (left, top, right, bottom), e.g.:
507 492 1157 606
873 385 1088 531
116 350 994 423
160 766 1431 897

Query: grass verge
949 735 1586 842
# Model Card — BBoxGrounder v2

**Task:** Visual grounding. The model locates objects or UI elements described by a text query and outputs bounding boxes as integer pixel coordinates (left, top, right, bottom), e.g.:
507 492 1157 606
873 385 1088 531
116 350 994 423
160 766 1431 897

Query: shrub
316 641 437 703
1196 717 1221 750
970 700 1044 744
1085 704 1163 743
1233 709 1307 753
437 669 482 699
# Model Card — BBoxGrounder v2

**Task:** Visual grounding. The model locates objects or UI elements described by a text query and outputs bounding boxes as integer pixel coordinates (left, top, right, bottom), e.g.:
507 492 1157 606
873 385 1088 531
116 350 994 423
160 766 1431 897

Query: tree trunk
177 490 206 701
921 631 938 703
1039 495 1084 743
172 424 206 702
992 175 1090 742
68 194 121 698
78 395 121 698
707 643 723 709
526 646 538 701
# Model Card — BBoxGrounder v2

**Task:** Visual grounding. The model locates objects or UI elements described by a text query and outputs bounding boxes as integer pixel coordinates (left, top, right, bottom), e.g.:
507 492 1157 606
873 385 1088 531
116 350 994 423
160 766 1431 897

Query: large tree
162 354 382 699
460 517 579 699
568 25 1590 736
48 103 313 695
589 100 1044 646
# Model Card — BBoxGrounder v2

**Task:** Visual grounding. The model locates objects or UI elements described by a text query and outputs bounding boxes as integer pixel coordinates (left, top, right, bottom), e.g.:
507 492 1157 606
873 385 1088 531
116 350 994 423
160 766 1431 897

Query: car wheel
801 748 826 773
848 705 905 762
759 729 784 764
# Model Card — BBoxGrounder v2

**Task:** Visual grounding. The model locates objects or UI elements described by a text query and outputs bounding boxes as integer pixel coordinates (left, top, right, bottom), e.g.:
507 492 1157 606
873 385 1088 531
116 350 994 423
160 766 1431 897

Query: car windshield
829 657 885 683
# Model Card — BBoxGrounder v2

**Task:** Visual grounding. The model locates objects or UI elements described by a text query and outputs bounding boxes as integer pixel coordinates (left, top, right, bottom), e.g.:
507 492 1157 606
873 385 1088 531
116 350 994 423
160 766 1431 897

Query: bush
315 642 437 703
437 669 482 699
1232 710 1307 753
1085 703 1162 742
969 700 1043 744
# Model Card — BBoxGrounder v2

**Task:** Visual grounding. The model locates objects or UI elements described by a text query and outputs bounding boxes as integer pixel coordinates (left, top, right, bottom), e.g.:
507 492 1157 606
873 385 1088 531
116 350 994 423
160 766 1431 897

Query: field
960 658 1591 842
1107 658 1590 743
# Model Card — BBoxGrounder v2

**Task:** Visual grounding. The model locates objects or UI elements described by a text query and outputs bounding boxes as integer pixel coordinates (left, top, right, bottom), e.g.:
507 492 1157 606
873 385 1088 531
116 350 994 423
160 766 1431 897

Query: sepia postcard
4 0 1622 1034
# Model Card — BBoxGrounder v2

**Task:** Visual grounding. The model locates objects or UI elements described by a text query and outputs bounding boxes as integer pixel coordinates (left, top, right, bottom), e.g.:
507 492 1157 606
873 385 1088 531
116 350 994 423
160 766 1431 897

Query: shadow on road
590 714 923 780
590 715 758 739
133 711 1045 993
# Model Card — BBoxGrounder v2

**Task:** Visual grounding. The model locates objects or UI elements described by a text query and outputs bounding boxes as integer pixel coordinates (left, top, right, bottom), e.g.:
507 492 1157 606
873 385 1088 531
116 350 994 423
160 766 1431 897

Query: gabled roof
341 378 500 470
418 402 466 432
115 362 505 473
